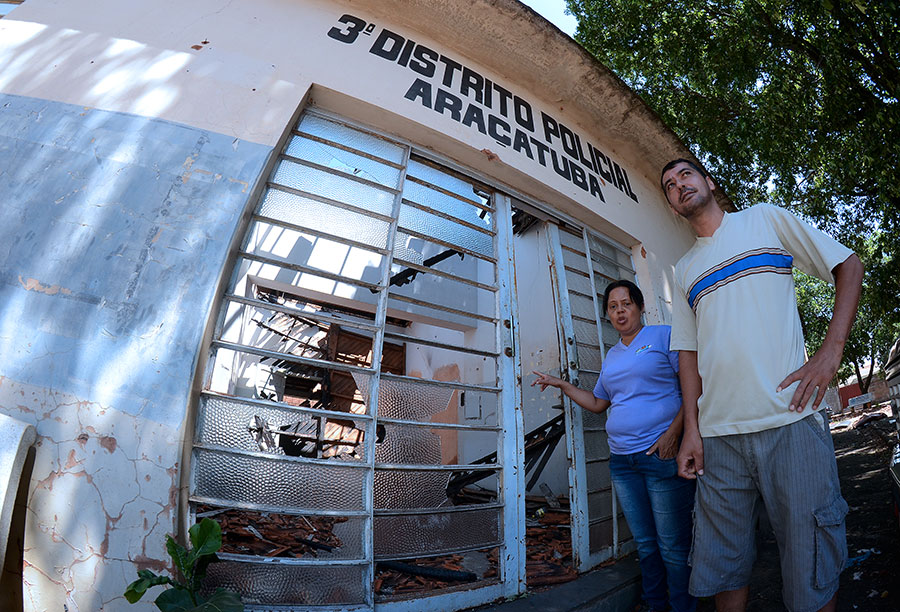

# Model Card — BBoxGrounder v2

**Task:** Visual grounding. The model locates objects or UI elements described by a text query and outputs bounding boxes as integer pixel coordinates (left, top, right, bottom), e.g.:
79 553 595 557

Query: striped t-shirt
670 204 853 437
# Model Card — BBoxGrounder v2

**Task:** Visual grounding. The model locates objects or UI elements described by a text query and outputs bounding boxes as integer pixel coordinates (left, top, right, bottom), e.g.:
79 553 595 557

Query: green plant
124 518 243 612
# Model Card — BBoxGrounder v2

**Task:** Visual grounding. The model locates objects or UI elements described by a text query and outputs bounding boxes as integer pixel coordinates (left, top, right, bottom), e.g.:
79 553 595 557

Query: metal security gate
545 223 637 571
190 110 523 610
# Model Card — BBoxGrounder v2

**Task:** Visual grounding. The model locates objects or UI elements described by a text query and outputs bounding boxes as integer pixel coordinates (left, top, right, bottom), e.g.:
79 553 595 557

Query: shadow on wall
0 88 269 610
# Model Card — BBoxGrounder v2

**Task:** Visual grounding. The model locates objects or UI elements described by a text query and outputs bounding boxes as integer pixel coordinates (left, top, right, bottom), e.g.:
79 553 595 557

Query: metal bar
374 503 503 516
547 222 593 573
193 442 373 469
380 372 500 393
377 581 503 612
387 292 497 324
199 390 374 422
397 226 497 264
404 174 493 213
382 331 499 358
374 463 502 471
374 541 504 562
266 182 394 223
401 197 496 237
188 496 369 518
251 213 390 256
390 256 497 292
216 552 370 567
237 251 383 292
493 192 526 598
376 416 499 432
292 129 405 170
211 339 375 377
279 153 401 196
363 140 410 608
580 227 617 561
222 293 380 333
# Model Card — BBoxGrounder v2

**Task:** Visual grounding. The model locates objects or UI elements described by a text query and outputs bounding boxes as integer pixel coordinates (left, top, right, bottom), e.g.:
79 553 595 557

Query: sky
519 0 578 37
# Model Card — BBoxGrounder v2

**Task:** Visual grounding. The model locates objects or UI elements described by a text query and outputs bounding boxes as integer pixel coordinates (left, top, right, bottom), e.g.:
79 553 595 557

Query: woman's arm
531 371 610 414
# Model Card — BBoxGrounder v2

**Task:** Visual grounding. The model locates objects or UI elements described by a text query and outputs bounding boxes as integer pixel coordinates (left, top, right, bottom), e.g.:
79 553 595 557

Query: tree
568 0 900 377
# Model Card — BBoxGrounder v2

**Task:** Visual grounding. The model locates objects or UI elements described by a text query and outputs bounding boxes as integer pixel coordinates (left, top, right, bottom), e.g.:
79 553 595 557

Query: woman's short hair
603 279 644 312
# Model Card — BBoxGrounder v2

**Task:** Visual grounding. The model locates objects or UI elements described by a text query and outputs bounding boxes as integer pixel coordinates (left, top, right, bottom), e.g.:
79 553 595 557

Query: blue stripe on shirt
688 251 793 309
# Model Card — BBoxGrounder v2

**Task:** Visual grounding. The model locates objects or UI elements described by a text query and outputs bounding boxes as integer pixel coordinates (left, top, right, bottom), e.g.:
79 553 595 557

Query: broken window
191 110 511 608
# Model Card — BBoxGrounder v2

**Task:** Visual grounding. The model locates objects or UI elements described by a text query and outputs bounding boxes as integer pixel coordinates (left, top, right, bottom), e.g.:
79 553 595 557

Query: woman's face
606 286 642 338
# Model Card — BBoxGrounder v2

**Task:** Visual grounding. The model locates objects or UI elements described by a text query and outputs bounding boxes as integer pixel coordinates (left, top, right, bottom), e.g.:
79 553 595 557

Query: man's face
661 162 716 218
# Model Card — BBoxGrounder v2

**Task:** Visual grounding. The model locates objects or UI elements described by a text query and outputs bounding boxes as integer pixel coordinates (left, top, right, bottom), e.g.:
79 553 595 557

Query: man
661 159 863 612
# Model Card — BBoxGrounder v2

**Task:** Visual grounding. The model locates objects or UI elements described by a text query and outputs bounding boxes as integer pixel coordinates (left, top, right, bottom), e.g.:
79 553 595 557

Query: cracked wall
0 93 270 610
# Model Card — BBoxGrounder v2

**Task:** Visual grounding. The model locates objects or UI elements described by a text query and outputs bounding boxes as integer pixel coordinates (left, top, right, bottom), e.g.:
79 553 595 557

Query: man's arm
778 253 864 411
676 350 704 478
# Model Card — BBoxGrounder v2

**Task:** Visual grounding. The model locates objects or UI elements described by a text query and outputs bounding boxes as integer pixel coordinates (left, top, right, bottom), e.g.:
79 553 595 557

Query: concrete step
472 554 641 612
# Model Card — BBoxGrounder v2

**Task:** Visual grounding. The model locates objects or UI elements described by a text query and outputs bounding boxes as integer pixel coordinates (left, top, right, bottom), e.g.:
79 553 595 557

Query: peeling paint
18 276 73 296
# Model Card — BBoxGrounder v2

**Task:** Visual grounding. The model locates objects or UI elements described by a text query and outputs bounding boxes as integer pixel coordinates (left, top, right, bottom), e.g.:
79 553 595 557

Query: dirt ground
697 408 900 611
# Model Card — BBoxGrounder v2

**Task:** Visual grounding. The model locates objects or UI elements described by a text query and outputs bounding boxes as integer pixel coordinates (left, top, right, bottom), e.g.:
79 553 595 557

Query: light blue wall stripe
0 93 272 427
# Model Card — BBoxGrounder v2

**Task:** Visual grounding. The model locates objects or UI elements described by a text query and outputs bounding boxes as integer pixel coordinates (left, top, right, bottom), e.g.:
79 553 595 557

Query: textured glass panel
355 376 498 426
569 292 598 321
576 343 603 372
403 180 492 230
584 431 610 462
398 204 492 257
374 508 500 557
258 188 390 249
587 489 612 518
272 160 395 216
593 274 613 297
565 269 592 296
601 321 620 347
286 134 401 189
205 561 366 605
590 253 620 280
585 455 610 491
407 158 489 206
377 424 498 466
195 506 365 560
561 247 589 275
587 233 619 262
573 318 601 345
387 269 497 327
392 232 497 286
298 114 405 164
374 469 453 510
192 448 365 511
558 227 585 252
616 249 634 268
198 396 369 461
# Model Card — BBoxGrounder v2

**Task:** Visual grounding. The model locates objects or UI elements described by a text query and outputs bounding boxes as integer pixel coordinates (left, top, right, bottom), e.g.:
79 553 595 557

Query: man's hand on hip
777 343 842 413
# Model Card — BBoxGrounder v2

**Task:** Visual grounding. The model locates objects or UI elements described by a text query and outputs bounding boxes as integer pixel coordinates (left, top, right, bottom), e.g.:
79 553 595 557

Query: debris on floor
525 494 577 587
195 504 345 557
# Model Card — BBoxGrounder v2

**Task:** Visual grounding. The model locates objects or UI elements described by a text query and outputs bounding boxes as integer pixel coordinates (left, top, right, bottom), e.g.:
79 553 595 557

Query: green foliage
567 0 900 376
124 519 243 612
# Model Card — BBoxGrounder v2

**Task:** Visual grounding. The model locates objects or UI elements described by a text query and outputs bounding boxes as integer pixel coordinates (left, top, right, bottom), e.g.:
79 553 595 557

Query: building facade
0 1 707 609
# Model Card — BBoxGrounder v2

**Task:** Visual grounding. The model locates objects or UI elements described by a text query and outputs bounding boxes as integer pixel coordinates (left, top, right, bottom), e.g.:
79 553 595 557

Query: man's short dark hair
603 279 644 312
660 158 707 191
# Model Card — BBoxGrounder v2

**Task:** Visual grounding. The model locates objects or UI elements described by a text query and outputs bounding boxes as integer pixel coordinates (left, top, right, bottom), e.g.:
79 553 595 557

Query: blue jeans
610 450 697 612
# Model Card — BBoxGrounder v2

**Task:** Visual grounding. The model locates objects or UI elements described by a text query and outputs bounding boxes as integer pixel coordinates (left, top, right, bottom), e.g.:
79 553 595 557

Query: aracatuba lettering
327 14 639 204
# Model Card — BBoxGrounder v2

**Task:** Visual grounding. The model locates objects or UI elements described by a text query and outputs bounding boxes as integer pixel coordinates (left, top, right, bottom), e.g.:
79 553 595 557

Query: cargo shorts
688 413 848 612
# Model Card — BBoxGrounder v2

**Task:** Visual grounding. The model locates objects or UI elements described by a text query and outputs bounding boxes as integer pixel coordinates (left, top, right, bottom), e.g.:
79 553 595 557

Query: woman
532 279 695 612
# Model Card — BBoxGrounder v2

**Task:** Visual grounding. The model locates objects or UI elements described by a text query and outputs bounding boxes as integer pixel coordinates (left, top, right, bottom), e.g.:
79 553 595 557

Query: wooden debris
195 504 345 558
